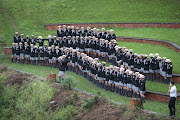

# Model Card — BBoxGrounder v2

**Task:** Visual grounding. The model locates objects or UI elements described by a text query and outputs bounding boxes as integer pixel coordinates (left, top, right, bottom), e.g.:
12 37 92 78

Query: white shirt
170 85 177 98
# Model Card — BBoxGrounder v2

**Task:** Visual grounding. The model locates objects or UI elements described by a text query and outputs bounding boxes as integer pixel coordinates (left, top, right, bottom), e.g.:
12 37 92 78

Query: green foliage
61 75 76 90
52 105 78 120
82 95 99 111
73 92 79 101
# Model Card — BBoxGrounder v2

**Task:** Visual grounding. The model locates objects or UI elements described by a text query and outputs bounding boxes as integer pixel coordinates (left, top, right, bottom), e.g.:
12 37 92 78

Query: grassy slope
113 27 180 45
0 0 180 46
0 54 180 117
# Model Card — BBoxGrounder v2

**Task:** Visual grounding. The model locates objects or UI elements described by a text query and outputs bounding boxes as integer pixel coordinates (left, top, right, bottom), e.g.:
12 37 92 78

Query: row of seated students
12 30 172 84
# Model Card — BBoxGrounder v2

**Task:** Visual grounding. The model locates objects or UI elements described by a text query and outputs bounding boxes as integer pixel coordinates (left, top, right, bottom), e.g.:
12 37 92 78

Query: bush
61 76 76 90
82 95 100 111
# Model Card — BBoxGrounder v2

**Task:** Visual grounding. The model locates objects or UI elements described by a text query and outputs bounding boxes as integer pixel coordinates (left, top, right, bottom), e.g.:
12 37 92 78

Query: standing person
44 44 49 66
19 42 24 64
14 32 20 43
24 42 31 64
57 55 70 83
37 36 44 49
31 35 36 45
30 44 35 65
168 81 177 117
166 59 173 84
139 75 146 103
34 46 39 66
39 47 44 66
57 26 63 37
25 35 31 46
15 43 20 63
12 43 16 62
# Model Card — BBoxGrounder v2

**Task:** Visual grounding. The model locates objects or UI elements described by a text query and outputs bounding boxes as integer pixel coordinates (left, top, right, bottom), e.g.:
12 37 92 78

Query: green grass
117 41 180 74
0 0 180 46
113 27 180 45
0 54 180 117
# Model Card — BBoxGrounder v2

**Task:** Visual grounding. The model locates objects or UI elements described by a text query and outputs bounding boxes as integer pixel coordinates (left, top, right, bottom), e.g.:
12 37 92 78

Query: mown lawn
0 54 180 117
113 27 180 45
0 0 180 46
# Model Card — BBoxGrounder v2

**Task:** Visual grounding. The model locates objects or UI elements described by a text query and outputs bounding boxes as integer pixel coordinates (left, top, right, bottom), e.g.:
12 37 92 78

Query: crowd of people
11 25 174 102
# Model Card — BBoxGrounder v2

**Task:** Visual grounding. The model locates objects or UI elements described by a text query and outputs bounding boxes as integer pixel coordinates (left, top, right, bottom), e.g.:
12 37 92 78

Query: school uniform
67 28 72 36
16 46 20 59
31 38 37 45
25 38 31 46
100 32 107 39
62 28 67 37
150 57 156 73
44 47 49 66
92 31 97 37
34 48 39 65
37 39 44 49
105 34 111 42
14 35 20 43
68 39 72 48
48 38 54 47
58 40 64 48
12 46 16 57
59 58 70 76
48 50 53 63
30 48 35 64
53 39 59 46
24 45 31 59
96 32 101 39
134 77 140 98
57 29 63 37
19 46 24 57
76 30 81 37
71 29 76 36
84 40 89 52
111 33 116 40
20 37 25 47
87 30 91 36
81 29 87 37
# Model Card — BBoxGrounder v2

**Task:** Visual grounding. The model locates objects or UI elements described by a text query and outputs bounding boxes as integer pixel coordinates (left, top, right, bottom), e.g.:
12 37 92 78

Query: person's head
15 32 18 36
170 81 174 87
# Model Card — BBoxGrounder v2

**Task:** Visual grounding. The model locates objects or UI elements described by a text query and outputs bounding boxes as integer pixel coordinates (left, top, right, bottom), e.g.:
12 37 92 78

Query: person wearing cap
30 44 35 65
110 29 116 40
166 59 173 84
109 65 114 92
19 42 24 64
62 25 67 37
134 72 140 98
12 43 17 62
47 35 53 47
15 43 20 63
168 80 177 117
100 28 107 39
48 47 53 67
76 27 81 37
144 55 150 80
37 36 44 49
44 44 49 66
71 26 76 37
53 36 59 47
149 53 156 81
39 47 44 66
24 42 31 64
14 32 20 43
25 35 31 46
128 71 133 97
80 27 87 37
31 35 36 45
139 75 146 103
57 26 62 37
105 67 110 90
86 27 91 36
105 30 111 42
20 34 25 47
34 46 39 66
67 26 72 36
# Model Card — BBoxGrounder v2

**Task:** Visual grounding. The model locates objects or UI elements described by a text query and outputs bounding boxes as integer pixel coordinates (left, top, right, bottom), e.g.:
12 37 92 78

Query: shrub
82 95 100 111
61 76 76 90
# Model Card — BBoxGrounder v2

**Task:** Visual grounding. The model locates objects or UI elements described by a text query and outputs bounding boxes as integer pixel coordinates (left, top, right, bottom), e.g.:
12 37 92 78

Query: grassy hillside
114 27 180 45
0 0 180 46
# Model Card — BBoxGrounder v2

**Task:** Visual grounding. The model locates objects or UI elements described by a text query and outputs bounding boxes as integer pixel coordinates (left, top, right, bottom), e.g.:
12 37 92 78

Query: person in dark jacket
166 59 173 84
30 44 35 65
57 55 70 83
110 29 116 40
14 32 20 43
144 55 150 80
15 43 20 63
25 35 31 46
48 35 53 47
20 34 25 47
12 43 16 62
57 26 63 37
24 42 31 64
38 47 44 66
44 44 49 66
139 75 146 103
100 28 107 39
86 27 91 37
34 46 39 66
149 53 156 81
81 27 87 37
31 35 36 45
37 36 44 49
19 42 24 64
